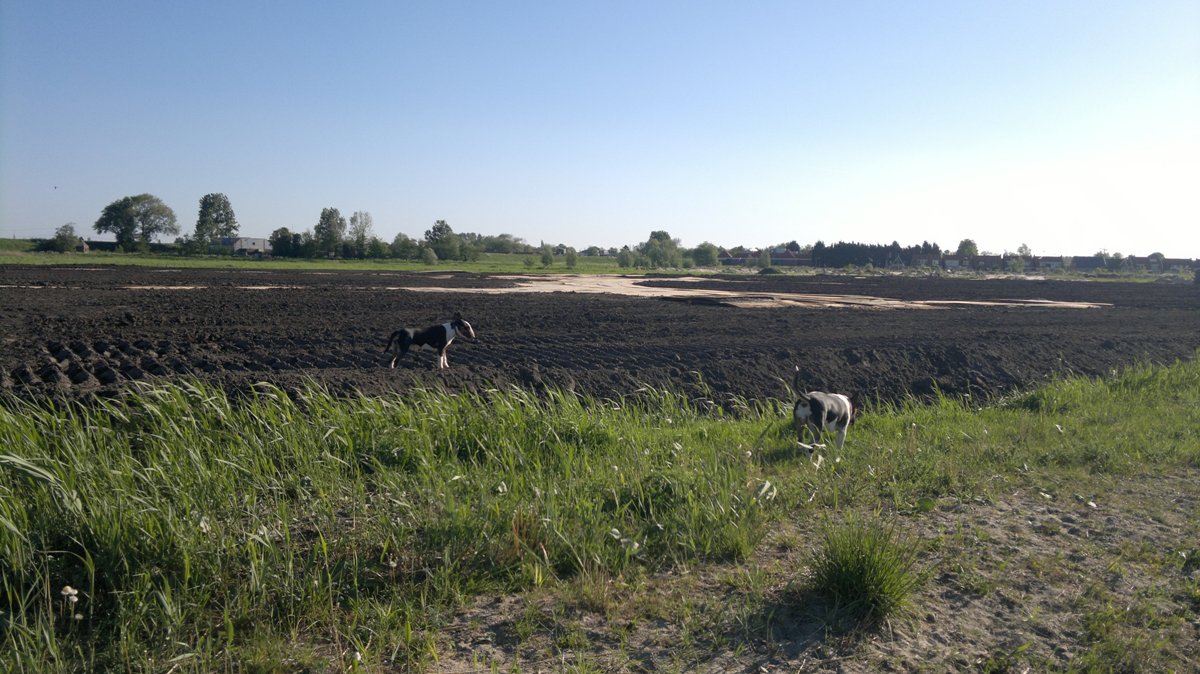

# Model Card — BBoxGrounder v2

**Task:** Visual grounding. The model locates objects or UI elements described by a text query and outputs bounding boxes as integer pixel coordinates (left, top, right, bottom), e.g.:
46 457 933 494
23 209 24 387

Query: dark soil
2 265 1198 407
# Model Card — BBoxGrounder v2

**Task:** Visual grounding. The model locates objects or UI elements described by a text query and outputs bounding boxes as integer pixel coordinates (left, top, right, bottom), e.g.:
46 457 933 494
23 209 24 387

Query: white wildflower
755 480 777 501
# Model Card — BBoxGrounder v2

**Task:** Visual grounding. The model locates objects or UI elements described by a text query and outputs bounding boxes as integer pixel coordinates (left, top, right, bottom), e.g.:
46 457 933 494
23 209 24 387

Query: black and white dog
384 313 476 369
792 367 854 453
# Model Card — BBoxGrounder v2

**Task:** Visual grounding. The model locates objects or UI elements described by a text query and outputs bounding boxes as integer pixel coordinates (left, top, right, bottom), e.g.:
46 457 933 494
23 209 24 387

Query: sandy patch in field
387 274 1111 310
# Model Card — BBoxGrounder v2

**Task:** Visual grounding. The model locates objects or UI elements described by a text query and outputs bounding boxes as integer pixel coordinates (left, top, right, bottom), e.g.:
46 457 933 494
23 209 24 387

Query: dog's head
793 392 815 424
451 312 476 339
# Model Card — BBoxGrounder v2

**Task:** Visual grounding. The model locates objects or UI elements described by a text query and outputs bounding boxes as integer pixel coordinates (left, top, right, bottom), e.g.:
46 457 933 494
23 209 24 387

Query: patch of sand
387 274 1111 310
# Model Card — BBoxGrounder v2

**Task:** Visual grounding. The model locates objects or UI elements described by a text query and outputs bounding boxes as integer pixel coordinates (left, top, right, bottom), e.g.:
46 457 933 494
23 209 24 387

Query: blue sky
2 1 1198 256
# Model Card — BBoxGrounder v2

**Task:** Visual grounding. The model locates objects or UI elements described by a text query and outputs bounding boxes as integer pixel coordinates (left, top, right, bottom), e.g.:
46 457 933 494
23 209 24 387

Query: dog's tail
384 330 405 353
792 365 803 397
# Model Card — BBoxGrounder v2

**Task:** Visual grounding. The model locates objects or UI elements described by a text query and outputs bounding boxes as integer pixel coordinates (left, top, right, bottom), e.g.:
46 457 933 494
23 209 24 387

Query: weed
806 512 924 627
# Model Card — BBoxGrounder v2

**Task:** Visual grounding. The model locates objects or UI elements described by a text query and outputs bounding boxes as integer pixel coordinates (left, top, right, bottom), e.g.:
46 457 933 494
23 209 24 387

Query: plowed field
2 265 1197 407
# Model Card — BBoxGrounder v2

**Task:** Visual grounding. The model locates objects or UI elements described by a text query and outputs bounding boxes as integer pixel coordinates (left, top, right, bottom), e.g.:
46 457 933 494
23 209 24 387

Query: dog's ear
453 312 463 320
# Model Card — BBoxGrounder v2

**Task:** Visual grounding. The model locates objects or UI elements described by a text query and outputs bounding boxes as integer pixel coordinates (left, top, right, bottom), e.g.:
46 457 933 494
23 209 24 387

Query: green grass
0 250 639 274
806 513 924 627
1 355 1198 671
0 238 37 253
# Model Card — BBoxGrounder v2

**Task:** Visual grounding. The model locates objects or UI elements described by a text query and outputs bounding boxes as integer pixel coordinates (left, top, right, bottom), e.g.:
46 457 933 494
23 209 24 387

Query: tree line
58 192 1140 271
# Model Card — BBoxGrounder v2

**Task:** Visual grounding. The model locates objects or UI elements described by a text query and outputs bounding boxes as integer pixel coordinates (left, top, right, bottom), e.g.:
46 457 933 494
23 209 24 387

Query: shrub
808 513 923 626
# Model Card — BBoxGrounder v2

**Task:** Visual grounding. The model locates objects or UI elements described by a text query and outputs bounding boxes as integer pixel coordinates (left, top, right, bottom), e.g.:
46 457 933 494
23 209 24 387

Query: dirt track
2 265 1197 407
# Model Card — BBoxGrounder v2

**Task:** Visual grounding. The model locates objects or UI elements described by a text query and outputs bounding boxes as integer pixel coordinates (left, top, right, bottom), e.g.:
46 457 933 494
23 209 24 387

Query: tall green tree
639 230 681 268
955 239 978 257
94 194 178 251
194 193 238 247
391 233 419 260
133 195 179 245
424 220 461 261
691 242 719 266
39 223 80 252
313 208 346 257
348 211 374 259
269 227 294 257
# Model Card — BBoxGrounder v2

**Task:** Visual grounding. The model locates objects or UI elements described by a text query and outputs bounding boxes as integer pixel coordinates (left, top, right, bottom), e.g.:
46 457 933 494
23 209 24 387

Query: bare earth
1 266 1197 408
1 265 1198 671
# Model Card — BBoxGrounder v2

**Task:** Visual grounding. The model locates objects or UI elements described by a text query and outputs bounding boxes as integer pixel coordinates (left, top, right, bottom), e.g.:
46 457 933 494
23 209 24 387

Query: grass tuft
807 512 924 627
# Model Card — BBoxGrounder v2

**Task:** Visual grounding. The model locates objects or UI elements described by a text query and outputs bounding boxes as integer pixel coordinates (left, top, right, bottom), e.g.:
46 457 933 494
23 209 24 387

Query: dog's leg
835 425 847 450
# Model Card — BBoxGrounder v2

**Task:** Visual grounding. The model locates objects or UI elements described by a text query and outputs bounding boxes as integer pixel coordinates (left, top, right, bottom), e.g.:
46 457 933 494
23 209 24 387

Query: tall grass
2 355 1197 671
0 251 630 274
807 512 923 627
0 382 774 671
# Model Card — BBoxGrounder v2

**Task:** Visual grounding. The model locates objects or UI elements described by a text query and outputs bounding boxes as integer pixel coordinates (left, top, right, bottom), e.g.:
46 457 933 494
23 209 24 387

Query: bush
808 513 923 626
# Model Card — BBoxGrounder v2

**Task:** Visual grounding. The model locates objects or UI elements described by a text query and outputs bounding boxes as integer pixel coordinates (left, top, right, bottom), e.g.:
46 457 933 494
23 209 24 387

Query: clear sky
2 1 1198 257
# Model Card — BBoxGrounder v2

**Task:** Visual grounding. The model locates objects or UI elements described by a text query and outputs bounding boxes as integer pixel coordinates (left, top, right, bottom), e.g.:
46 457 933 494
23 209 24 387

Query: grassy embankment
4 244 1194 283
2 357 1198 672
0 245 626 274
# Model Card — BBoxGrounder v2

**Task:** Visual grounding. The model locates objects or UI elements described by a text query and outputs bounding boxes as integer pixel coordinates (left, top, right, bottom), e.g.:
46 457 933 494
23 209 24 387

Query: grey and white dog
792 366 854 453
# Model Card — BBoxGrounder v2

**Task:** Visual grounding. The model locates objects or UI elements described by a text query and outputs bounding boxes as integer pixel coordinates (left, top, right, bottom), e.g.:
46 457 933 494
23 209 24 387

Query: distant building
1072 256 1106 272
769 250 812 266
1033 256 1065 270
971 255 1004 271
942 254 968 270
218 237 272 255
